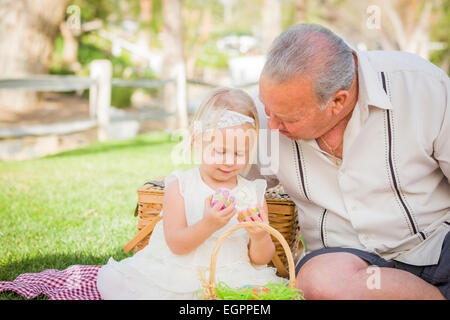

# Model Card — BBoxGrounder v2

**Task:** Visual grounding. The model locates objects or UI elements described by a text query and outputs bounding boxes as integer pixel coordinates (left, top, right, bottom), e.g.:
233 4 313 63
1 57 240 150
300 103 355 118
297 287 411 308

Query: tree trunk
0 0 70 111
380 0 435 59
162 0 188 131
139 0 152 22
223 0 234 24
262 0 282 53
60 21 81 72
186 9 212 78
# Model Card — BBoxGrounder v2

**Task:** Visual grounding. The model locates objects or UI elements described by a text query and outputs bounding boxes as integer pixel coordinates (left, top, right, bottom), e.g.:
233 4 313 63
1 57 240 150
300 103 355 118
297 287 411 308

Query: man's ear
330 90 349 115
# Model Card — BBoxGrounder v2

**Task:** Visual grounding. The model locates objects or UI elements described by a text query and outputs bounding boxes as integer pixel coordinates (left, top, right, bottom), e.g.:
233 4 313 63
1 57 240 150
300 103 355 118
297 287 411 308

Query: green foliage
70 0 138 22
149 0 163 35
195 43 230 69
109 87 135 108
49 36 76 76
50 31 159 108
430 0 450 75
77 35 136 108
77 34 123 67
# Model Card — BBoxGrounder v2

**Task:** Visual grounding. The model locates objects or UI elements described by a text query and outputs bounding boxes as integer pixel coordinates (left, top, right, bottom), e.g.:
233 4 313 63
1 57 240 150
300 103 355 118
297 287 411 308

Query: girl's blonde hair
189 87 259 173
191 87 259 132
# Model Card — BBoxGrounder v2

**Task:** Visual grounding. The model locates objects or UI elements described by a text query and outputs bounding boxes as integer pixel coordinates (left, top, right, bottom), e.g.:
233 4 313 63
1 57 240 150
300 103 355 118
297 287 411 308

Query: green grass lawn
0 132 190 300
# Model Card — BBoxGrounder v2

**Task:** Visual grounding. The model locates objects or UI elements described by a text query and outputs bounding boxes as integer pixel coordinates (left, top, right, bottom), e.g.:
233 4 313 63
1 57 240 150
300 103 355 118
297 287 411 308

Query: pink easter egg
211 187 235 210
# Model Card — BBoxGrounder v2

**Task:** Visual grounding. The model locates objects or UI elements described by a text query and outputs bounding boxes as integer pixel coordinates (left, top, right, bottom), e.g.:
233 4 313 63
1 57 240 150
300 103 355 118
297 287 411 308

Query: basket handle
203 221 297 299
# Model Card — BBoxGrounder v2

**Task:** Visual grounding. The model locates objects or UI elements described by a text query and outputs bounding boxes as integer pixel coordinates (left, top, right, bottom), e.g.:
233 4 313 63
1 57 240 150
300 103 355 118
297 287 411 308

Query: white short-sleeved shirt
253 50 450 266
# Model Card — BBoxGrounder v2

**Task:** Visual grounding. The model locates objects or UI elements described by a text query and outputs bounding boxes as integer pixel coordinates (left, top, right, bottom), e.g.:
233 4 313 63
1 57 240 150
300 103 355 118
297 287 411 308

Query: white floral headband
202 110 255 131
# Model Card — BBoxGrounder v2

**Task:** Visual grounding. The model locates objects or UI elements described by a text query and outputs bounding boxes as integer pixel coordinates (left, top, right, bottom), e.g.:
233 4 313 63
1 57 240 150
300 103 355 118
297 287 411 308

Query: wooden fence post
90 60 112 141
89 73 97 119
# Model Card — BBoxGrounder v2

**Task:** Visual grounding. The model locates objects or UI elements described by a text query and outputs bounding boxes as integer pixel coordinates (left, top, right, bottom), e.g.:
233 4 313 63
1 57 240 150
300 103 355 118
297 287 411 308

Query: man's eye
215 149 225 154
278 115 296 124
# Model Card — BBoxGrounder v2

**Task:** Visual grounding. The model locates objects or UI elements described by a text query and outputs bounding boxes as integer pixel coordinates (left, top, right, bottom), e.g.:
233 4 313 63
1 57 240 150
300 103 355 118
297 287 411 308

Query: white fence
0 59 258 140
0 60 178 140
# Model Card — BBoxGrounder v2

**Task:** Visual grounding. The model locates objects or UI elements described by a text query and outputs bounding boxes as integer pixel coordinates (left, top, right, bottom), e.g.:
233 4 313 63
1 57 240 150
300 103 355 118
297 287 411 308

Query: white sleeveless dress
96 167 283 300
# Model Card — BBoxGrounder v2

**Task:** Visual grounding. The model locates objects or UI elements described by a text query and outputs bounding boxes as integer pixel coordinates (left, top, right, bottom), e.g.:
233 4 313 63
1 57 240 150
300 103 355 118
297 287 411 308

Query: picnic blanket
0 265 102 300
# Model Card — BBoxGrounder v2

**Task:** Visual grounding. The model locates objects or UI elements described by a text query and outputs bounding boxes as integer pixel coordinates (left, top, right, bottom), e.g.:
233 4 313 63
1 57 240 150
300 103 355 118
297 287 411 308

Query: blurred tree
70 0 136 23
140 0 153 22
162 0 188 130
294 0 308 23
0 0 71 110
430 0 450 74
222 0 235 24
262 0 282 52
379 0 437 59
57 0 161 108
294 0 447 66
183 1 216 77
60 20 81 72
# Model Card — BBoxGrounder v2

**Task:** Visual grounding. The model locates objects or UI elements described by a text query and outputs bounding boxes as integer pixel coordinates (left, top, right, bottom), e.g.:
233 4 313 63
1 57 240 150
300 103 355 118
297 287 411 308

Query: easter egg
211 188 235 210
251 286 270 299
238 285 270 299
237 207 261 222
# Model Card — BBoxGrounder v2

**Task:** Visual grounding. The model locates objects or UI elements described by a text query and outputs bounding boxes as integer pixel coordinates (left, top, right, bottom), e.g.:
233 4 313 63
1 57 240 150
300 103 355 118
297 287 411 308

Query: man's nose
267 116 282 130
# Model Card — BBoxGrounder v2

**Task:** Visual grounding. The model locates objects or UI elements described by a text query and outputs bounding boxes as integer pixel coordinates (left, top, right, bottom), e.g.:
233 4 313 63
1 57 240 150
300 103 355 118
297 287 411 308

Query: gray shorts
295 231 450 299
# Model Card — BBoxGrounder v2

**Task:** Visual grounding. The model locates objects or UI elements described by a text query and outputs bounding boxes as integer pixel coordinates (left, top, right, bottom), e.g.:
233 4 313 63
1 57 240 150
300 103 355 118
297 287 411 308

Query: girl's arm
163 180 236 255
243 200 276 265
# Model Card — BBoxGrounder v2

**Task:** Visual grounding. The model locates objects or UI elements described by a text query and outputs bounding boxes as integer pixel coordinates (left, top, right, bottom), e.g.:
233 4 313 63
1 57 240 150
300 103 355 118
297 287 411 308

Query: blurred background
0 0 449 161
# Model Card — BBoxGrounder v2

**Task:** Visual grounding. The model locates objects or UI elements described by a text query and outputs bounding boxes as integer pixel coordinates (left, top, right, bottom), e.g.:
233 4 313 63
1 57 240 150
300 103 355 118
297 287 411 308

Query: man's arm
433 74 450 183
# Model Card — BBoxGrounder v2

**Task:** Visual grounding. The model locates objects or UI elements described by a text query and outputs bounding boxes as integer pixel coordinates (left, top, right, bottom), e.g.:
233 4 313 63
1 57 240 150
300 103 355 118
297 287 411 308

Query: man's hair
262 23 355 107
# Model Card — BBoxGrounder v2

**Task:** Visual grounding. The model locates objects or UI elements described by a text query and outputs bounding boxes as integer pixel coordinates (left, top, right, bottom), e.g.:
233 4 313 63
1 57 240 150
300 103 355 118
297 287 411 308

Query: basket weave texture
200 222 297 300
124 180 302 278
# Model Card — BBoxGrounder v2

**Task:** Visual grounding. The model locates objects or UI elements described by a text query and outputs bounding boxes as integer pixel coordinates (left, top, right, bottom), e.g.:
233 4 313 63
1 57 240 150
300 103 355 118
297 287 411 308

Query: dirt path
0 92 168 161
0 92 91 127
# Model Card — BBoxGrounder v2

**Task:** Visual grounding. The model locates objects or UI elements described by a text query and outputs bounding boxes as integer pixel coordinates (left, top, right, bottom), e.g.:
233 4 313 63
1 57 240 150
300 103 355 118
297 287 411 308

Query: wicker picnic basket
200 221 298 300
123 179 303 278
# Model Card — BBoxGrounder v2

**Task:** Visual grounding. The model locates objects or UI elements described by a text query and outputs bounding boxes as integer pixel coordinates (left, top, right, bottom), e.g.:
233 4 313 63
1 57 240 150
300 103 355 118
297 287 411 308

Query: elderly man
251 24 450 299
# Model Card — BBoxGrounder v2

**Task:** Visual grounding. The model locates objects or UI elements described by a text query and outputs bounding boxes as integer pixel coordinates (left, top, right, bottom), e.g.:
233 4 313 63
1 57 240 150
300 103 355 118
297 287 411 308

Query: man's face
259 74 332 140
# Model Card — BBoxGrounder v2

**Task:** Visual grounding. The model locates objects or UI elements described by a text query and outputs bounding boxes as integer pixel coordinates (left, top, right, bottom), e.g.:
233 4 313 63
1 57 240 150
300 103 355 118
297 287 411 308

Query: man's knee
296 252 370 300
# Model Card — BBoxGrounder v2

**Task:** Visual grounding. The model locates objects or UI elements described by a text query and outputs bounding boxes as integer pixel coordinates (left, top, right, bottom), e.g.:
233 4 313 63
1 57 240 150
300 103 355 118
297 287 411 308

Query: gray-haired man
252 24 450 299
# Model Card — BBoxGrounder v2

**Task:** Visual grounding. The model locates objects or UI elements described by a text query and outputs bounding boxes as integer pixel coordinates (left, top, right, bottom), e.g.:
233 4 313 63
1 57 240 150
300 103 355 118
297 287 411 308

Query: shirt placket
338 101 374 246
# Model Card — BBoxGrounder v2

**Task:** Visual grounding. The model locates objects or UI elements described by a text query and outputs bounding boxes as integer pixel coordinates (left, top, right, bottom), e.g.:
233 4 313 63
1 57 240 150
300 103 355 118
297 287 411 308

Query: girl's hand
203 195 236 231
237 205 270 240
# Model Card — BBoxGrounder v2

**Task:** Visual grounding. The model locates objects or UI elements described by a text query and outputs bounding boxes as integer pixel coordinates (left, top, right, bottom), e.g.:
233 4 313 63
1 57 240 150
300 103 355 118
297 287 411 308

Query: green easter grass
198 281 304 300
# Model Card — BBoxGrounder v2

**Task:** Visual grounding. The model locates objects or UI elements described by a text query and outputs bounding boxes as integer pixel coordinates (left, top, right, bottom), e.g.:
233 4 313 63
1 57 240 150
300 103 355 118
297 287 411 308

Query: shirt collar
356 50 392 110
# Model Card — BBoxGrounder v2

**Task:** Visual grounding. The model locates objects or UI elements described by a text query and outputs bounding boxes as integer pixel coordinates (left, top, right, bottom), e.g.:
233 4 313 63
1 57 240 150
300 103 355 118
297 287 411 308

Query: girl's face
199 125 254 182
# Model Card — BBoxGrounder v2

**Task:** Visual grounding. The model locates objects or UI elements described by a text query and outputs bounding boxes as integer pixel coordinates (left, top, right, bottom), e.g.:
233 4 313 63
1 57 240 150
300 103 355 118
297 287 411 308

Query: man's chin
281 130 322 141
280 130 301 140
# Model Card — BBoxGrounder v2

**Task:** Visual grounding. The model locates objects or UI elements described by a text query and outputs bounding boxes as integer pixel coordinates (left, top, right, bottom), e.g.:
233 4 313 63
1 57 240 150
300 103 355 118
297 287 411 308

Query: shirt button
361 234 369 242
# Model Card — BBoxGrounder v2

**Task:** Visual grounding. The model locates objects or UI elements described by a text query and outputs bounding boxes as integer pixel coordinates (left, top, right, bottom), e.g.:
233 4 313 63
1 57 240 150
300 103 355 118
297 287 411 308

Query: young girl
96 87 283 299
0 87 283 300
